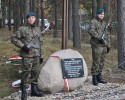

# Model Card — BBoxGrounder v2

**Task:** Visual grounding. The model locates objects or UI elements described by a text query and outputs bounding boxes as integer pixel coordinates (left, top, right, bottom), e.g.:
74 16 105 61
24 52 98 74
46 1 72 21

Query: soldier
88 9 110 86
11 12 44 100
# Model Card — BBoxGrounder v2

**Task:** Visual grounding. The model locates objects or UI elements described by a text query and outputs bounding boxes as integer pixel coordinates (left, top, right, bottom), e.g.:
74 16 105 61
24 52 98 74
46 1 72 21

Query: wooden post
62 0 68 49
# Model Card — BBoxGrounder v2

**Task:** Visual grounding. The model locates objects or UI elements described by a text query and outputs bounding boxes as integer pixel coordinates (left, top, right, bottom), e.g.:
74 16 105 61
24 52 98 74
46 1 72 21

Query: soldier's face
27 16 36 25
97 13 104 20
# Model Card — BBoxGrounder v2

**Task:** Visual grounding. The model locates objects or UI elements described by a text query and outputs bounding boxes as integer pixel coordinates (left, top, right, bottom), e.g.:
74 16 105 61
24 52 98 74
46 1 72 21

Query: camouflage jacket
88 17 110 47
11 24 43 57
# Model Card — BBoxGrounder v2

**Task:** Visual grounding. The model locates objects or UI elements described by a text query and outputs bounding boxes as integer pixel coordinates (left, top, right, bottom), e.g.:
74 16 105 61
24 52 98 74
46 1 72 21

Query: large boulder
38 49 88 93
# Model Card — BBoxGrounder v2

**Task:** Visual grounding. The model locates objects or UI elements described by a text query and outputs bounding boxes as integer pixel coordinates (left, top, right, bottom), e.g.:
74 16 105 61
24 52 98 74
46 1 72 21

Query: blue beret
96 8 104 14
26 12 36 19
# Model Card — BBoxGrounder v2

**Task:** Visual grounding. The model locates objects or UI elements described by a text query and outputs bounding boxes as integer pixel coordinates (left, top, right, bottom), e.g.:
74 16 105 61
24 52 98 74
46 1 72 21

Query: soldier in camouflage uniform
11 12 44 100
88 9 110 86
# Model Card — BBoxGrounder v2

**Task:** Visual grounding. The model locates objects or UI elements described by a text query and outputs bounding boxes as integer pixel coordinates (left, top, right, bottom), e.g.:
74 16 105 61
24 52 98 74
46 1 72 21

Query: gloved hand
21 45 30 53
40 58 43 64
107 25 112 31
107 47 110 53
98 39 105 45
49 26 51 30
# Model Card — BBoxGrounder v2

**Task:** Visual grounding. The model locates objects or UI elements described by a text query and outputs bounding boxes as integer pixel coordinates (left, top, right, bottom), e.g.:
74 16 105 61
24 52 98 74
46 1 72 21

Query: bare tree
8 0 12 30
30 0 36 12
40 0 44 30
117 0 125 69
53 0 59 38
25 0 30 13
13 0 20 31
1 0 6 27
97 0 103 9
20 0 25 26
92 0 97 18
68 0 72 40
0 0 2 28
72 0 81 49
107 0 111 16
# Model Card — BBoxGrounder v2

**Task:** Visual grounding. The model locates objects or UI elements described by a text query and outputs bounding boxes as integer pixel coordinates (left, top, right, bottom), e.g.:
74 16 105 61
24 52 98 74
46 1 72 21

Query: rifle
101 19 111 45
27 21 55 49
27 25 50 49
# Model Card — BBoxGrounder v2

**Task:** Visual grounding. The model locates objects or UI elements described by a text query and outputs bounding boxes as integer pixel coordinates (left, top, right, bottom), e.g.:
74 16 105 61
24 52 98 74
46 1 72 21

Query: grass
0 28 125 98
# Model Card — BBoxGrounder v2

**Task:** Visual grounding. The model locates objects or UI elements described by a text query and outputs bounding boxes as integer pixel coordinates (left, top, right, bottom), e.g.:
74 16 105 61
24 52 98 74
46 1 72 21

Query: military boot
92 75 98 85
40 58 43 64
31 83 44 97
96 73 107 84
21 85 27 100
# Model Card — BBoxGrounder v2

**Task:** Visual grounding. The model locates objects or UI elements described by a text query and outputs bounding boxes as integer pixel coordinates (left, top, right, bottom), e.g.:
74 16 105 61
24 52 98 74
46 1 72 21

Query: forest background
0 0 125 98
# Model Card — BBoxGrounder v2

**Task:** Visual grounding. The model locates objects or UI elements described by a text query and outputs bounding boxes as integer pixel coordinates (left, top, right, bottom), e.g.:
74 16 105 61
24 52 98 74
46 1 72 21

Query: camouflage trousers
21 56 41 86
91 45 107 75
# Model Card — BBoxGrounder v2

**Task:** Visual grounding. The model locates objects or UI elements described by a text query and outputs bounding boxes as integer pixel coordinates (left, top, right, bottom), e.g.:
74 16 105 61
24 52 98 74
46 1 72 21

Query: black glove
107 47 110 53
107 25 112 31
21 45 30 53
49 26 51 30
40 58 43 64
98 39 105 45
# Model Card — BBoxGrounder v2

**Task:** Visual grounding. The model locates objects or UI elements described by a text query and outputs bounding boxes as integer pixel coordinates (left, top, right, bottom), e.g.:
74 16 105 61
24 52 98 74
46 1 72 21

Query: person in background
11 12 44 100
88 8 110 86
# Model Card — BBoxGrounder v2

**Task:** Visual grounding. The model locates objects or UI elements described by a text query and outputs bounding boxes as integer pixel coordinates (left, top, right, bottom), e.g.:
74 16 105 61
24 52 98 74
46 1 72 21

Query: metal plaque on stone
61 58 84 79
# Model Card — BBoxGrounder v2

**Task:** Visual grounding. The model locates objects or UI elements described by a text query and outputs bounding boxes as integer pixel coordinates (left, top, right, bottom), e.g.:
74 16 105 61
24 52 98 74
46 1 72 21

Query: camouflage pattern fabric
88 17 110 75
88 18 110 48
11 24 44 58
91 45 107 75
11 24 43 86
21 57 41 86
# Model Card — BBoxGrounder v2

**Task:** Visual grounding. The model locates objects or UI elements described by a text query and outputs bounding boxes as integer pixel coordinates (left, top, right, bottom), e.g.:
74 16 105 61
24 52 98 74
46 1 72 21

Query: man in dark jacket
88 9 110 86
11 12 44 100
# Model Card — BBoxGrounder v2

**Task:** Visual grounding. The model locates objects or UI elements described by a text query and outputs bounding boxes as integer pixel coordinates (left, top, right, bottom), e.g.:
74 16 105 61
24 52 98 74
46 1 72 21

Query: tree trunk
68 0 72 40
1 0 6 27
106 0 111 21
13 0 20 31
31 0 36 12
20 0 24 26
97 0 103 9
117 0 125 69
0 0 2 28
53 0 59 38
40 0 44 30
8 0 12 30
92 0 97 19
25 0 30 14
72 0 81 49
